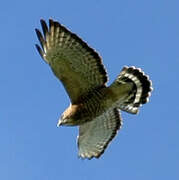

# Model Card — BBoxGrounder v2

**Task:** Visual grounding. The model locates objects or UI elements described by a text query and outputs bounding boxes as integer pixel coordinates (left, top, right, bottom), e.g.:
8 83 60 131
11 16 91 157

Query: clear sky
1 0 179 179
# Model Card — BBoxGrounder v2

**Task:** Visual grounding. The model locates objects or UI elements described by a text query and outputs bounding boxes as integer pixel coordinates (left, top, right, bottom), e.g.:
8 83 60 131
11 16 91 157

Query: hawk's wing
35 19 108 103
77 108 122 159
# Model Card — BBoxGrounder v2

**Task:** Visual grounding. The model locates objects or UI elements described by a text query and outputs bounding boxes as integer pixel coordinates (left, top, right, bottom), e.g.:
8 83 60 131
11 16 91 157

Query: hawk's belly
63 87 118 126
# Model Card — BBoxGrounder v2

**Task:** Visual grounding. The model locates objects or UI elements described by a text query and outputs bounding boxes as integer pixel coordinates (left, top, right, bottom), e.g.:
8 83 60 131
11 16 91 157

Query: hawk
35 19 152 159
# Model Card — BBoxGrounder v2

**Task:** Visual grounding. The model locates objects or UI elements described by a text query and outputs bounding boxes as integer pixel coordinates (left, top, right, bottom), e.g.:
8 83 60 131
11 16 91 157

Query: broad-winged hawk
35 19 152 159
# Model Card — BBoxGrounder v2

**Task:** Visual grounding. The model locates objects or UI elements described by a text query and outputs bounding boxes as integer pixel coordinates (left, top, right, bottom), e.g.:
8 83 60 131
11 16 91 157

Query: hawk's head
57 104 81 126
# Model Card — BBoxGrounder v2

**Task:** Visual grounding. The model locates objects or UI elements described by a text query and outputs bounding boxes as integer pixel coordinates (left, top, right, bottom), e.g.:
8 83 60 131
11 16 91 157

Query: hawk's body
35 19 152 159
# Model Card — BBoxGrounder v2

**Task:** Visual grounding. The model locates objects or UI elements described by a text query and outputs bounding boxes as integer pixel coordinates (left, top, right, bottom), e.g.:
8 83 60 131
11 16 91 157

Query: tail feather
116 66 152 114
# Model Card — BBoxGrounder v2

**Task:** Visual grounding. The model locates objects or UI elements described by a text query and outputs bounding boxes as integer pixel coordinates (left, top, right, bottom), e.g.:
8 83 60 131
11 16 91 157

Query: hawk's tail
112 66 153 114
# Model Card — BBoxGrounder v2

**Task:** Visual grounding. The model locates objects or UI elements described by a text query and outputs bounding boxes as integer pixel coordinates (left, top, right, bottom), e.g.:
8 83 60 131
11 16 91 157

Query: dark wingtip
35 28 40 35
35 28 44 42
35 28 41 41
35 44 44 59
40 19 45 24
49 18 55 29
40 19 48 37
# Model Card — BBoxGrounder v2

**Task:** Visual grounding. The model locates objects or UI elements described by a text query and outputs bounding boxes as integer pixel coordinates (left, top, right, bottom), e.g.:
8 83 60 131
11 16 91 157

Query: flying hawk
35 19 152 159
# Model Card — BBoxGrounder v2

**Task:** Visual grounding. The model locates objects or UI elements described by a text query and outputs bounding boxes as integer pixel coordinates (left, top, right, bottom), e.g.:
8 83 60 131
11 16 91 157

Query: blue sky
1 0 179 179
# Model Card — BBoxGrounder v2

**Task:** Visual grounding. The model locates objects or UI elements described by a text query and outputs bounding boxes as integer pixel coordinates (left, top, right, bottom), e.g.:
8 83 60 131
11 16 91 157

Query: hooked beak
57 119 63 127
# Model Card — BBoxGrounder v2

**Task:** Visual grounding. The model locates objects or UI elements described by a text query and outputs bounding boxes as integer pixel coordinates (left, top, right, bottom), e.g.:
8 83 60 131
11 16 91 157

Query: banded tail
109 66 153 114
